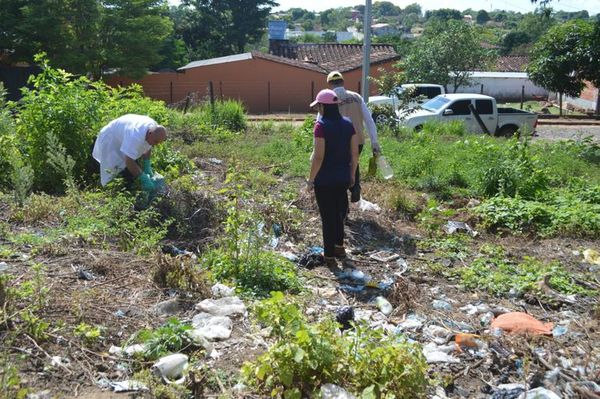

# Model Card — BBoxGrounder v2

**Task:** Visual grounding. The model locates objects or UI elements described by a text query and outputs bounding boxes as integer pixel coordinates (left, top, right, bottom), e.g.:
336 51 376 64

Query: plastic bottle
375 296 393 316
376 155 394 180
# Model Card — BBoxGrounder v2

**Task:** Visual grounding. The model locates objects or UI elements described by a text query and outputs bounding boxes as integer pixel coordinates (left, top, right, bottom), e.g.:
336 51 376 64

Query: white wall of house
450 72 548 101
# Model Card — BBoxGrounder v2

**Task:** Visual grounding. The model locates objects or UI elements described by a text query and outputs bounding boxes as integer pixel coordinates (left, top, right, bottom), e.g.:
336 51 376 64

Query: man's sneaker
324 256 337 267
350 189 361 203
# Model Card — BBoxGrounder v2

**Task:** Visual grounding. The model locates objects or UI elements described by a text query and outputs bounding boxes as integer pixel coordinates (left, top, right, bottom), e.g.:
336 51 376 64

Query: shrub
0 83 17 191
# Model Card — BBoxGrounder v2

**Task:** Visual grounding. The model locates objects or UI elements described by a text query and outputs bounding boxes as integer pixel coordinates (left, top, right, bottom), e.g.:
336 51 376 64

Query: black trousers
349 144 364 202
315 185 349 258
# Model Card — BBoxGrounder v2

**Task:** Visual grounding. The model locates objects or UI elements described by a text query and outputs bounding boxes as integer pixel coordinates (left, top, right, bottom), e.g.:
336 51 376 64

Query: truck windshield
422 96 450 112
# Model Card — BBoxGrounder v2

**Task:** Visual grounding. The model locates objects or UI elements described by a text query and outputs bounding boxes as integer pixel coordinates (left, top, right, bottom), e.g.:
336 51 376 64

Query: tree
517 10 555 42
402 21 494 92
403 3 421 17
101 0 173 78
476 10 490 25
425 9 462 22
501 31 531 55
581 18 600 114
322 32 337 42
527 20 592 115
373 1 401 17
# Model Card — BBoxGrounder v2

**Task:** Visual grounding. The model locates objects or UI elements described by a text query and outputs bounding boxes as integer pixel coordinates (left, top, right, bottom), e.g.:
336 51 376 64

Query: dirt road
535 125 600 142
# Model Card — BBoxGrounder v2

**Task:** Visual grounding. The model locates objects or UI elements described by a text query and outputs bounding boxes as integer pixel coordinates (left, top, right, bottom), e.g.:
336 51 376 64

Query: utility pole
361 0 372 101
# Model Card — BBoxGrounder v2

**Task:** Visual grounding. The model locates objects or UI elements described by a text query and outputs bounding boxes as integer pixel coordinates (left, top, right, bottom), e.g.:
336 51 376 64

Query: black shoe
350 189 360 203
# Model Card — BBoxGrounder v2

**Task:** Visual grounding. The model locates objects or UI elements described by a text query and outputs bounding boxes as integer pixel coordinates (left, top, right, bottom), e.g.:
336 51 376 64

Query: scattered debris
583 248 600 265
432 299 452 311
195 297 246 317
422 343 460 364
211 283 235 298
161 244 194 257
370 250 400 262
443 221 477 237
321 383 356 399
423 325 453 345
335 306 355 330
375 296 393 316
491 312 553 335
77 269 95 281
152 354 188 384
153 298 182 315
298 247 324 269
517 387 560 399
357 199 381 212
106 380 148 393
191 313 233 341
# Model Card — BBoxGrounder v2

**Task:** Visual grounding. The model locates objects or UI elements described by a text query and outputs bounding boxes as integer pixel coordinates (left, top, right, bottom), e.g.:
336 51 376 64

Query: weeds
129 318 195 361
243 292 428 398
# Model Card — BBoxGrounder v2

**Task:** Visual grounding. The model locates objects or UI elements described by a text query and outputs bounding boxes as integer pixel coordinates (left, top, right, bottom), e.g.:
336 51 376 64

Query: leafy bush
130 318 194 360
0 83 17 191
243 292 428 398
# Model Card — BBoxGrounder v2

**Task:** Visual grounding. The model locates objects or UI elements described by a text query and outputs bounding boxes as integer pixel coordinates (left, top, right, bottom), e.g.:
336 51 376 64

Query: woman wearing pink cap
307 89 360 267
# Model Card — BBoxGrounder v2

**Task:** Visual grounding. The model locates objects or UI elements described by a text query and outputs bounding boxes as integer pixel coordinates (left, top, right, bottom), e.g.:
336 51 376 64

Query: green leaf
284 388 302 399
361 385 377 399
293 348 305 363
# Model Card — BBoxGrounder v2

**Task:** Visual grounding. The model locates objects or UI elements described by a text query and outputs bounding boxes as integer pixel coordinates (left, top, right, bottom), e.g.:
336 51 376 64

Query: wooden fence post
268 81 271 114
209 81 215 108
520 85 525 109
170 81 173 104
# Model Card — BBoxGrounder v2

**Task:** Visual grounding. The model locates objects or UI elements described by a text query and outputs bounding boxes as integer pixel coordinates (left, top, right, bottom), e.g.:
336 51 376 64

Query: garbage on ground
211 283 235 298
375 296 393 316
455 333 481 351
480 312 494 326
153 298 182 315
444 221 477 237
161 244 194 257
337 268 371 285
335 306 355 330
208 157 223 165
431 386 448 399
432 299 452 311
107 380 148 392
320 383 356 399
370 250 400 262
109 344 146 357
583 248 600 265
552 324 568 337
298 247 324 269
423 325 453 345
491 384 526 399
0 262 8 273
395 257 409 275
77 269 95 281
517 387 561 399
25 389 52 399
459 303 490 316
191 313 233 341
195 296 246 317
395 314 425 332
491 312 553 335
565 381 600 397
357 199 381 213
280 251 298 262
422 342 460 364
114 309 126 318
152 353 188 384
376 155 394 180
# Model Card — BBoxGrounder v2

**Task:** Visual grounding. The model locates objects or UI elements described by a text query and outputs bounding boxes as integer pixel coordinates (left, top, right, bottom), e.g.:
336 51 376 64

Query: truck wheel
414 125 423 132
497 125 518 138
372 113 389 126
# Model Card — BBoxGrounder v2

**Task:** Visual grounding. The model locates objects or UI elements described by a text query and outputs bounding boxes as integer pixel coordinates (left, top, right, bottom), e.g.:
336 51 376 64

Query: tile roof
493 56 529 72
251 51 327 73
269 43 400 73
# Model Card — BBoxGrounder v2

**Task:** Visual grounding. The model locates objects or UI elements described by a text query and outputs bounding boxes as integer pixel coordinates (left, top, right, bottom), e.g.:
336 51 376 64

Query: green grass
500 101 586 116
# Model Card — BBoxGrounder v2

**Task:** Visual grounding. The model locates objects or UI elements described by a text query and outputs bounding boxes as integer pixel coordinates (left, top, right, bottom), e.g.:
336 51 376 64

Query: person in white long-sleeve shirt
92 114 167 192
326 70 381 202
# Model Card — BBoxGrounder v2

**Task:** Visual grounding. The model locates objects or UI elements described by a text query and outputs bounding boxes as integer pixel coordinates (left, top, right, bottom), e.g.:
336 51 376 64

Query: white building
450 72 548 101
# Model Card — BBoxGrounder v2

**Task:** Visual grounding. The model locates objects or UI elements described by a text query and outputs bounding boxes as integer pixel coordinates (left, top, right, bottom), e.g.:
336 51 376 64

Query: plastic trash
492 384 526 399
108 380 148 392
444 221 477 237
357 199 381 212
152 354 188 384
321 383 356 399
335 306 355 330
423 325 453 345
395 314 425 332
370 250 400 262
491 312 553 335
339 285 365 293
298 252 323 269
280 251 298 262
78 270 95 281
195 297 246 317
211 283 235 298
367 156 377 177
432 299 452 311
583 248 600 265
552 325 568 337
191 313 233 341
0 262 8 273
375 296 393 316
517 387 561 399
480 312 494 326
376 155 394 179
161 244 194 257
395 258 409 275
272 223 282 237
455 333 481 350
153 298 182 315
422 342 460 364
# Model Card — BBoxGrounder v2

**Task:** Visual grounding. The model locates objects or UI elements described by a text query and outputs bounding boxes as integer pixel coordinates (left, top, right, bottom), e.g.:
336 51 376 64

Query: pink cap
310 89 339 107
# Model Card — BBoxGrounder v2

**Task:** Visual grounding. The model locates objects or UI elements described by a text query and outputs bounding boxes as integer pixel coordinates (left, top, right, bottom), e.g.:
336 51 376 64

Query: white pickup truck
401 94 538 136
369 84 445 124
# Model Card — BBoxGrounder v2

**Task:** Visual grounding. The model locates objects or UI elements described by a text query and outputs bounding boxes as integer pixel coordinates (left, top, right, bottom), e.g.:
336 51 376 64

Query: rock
211 283 235 298
195 296 246 317
191 313 233 341
153 298 182 315
321 383 356 399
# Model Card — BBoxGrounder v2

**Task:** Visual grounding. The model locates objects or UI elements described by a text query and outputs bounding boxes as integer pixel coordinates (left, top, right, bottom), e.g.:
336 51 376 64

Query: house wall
104 58 397 113
563 81 598 112
451 76 548 101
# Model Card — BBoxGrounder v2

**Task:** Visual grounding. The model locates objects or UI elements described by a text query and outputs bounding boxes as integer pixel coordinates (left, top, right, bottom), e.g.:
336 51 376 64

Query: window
448 100 471 115
425 87 442 98
475 99 494 114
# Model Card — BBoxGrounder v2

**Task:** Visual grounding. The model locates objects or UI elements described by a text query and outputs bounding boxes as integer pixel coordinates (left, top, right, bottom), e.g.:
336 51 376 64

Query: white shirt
92 114 156 186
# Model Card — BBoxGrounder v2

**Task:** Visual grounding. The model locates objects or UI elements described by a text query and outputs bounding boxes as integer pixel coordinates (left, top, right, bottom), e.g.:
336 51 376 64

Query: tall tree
101 0 172 78
402 20 494 92
527 20 592 115
476 10 490 25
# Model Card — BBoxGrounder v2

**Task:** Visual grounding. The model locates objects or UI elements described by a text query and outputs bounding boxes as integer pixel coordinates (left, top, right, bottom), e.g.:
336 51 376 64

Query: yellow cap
327 71 344 82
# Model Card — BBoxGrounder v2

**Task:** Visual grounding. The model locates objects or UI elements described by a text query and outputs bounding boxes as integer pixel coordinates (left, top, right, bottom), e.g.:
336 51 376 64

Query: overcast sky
169 0 599 15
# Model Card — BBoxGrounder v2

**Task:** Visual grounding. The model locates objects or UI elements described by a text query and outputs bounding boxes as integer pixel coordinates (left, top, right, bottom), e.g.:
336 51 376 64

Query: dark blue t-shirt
313 116 355 186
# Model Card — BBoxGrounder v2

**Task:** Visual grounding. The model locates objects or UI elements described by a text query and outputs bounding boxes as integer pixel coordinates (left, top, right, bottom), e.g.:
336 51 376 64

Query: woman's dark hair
322 103 342 120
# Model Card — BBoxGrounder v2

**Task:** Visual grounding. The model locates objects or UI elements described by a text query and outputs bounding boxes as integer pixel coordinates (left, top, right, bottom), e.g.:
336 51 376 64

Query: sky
167 0 600 16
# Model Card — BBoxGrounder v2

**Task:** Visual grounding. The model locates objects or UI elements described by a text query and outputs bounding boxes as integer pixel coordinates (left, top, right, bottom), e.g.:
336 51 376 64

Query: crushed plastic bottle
376 155 394 180
375 296 393 316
